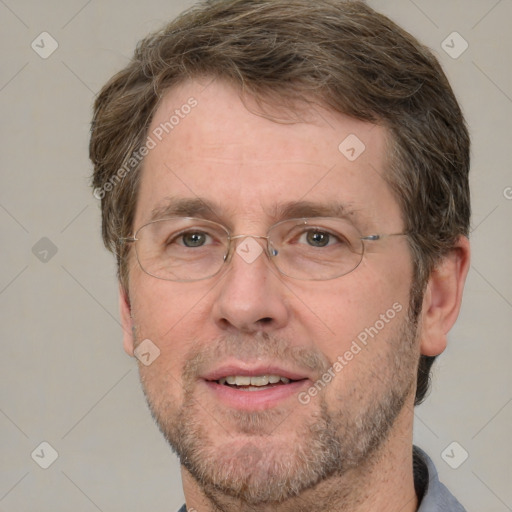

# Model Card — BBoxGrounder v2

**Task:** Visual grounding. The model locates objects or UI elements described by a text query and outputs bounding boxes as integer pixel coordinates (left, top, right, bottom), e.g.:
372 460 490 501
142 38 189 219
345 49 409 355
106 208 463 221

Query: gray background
1 0 511 510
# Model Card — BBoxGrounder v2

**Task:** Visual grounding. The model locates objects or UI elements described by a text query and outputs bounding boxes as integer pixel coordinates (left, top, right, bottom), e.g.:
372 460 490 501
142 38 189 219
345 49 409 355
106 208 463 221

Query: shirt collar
414 445 467 511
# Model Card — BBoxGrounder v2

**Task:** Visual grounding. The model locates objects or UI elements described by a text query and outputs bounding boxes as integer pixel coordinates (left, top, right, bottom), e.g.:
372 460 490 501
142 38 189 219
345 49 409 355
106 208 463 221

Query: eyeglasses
119 217 407 282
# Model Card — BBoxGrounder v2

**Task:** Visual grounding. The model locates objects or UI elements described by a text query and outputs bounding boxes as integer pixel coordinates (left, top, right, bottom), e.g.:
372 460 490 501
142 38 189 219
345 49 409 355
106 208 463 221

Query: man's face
124 79 419 503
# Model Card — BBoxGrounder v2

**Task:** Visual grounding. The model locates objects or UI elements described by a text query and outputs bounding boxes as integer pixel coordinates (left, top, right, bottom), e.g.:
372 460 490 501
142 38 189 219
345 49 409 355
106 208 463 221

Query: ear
119 283 135 357
419 236 470 356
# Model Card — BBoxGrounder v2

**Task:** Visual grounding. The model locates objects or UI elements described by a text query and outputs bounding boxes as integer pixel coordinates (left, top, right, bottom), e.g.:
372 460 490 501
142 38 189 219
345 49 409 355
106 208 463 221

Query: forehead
135 78 402 231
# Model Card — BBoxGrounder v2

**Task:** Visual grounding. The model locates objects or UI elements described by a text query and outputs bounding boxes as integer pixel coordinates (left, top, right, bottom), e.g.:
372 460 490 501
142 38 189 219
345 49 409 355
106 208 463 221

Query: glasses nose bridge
229 233 270 242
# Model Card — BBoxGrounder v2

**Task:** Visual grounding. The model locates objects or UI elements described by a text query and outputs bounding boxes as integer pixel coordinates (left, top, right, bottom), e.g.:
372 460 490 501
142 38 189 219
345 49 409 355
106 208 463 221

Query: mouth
216 374 297 391
201 365 310 410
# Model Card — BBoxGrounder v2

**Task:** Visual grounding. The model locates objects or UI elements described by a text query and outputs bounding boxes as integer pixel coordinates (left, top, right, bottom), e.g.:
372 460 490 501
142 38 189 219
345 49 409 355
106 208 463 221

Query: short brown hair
89 0 470 405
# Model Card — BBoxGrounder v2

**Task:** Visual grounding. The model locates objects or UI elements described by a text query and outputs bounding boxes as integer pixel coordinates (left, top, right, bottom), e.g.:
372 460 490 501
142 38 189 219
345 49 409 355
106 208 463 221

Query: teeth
250 375 269 386
218 375 292 386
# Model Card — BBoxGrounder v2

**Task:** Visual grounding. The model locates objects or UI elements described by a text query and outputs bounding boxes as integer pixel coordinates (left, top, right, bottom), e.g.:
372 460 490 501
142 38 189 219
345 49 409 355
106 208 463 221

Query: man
89 1 470 510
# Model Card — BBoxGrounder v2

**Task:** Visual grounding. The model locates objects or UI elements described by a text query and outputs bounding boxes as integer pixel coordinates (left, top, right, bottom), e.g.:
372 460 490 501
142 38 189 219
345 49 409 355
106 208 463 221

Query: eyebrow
149 197 222 223
148 197 359 225
272 200 356 221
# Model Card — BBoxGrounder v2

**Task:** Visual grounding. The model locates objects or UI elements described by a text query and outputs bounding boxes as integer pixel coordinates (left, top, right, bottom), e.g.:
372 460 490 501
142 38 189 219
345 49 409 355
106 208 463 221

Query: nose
212 236 290 333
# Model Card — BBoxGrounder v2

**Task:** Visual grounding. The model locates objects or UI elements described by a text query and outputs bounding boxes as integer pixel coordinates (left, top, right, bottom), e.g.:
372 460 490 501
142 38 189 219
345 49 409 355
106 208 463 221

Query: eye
166 230 213 248
299 229 339 248
305 230 330 247
181 231 209 247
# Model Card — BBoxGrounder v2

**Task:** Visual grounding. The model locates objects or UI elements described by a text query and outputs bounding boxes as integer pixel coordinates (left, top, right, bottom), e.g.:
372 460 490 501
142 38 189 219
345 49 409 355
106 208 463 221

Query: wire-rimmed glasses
119 216 407 282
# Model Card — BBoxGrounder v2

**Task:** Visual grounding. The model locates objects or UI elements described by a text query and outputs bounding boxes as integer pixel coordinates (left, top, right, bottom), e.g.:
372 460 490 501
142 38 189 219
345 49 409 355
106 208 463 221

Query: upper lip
202 364 311 382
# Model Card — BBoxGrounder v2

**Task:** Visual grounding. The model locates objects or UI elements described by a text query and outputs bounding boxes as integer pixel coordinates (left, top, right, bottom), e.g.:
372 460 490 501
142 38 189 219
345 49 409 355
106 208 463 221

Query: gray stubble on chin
138 319 418 505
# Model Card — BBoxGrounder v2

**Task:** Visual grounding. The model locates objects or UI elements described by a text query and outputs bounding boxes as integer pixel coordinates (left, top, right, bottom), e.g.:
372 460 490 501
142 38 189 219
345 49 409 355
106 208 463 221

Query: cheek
319 302 414 404
295 266 410 359
129 275 214 370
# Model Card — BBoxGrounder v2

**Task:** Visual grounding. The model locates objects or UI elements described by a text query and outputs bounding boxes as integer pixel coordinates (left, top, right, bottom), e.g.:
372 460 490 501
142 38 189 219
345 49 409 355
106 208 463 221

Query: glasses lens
268 218 364 280
135 218 228 281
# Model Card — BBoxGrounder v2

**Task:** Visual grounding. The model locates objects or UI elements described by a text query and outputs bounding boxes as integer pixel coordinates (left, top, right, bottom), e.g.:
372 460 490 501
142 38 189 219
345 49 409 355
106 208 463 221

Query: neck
181 403 418 512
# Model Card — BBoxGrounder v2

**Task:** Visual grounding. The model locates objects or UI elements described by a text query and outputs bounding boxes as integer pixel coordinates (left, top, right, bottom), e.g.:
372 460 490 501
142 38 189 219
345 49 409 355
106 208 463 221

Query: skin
119 78 470 512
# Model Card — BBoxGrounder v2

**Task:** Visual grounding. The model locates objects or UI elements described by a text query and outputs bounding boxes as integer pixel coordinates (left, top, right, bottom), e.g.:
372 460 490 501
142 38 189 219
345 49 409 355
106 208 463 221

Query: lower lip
203 379 309 410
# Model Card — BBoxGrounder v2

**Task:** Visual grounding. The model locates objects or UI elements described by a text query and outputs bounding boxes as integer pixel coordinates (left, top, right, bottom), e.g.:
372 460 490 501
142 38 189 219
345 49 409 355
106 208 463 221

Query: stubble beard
138 310 419 508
